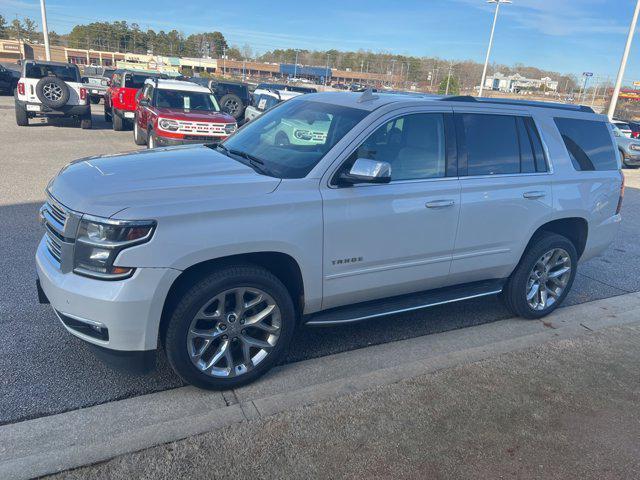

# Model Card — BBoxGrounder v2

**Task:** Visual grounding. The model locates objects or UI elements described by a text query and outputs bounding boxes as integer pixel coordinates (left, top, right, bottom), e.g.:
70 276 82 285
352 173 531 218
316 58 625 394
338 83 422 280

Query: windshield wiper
209 144 273 176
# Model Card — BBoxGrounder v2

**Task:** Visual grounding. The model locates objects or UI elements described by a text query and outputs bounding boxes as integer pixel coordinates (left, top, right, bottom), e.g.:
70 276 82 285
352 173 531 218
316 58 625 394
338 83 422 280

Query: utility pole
222 46 226 76
479 0 511 97
325 53 330 86
608 0 640 119
445 62 454 95
40 0 51 60
293 49 299 80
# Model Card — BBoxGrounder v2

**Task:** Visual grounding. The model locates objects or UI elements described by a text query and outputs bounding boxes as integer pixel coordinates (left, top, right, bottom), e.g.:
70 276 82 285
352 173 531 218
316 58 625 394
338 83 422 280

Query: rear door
321 108 461 309
449 109 553 284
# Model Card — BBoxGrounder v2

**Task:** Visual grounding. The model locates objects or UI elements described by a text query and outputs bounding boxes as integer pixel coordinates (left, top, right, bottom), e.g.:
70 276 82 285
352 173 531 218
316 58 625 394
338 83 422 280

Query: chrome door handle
523 191 546 199
425 199 455 208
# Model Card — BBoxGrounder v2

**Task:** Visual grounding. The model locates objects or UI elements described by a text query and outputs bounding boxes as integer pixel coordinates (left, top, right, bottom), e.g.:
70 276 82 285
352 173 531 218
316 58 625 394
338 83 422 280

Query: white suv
15 60 91 128
35 92 623 389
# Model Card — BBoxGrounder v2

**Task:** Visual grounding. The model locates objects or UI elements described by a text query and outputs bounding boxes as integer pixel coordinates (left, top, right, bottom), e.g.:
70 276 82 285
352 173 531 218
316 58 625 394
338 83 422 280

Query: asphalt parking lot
1 94 639 427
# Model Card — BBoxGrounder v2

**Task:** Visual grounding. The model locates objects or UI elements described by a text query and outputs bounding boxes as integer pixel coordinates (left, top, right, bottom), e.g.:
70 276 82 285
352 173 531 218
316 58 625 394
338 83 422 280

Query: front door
321 111 461 309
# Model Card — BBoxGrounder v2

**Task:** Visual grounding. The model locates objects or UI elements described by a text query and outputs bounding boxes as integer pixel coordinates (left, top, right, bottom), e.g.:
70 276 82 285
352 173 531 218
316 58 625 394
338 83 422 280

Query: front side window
155 89 220 111
349 113 447 181
222 99 368 179
554 117 618 171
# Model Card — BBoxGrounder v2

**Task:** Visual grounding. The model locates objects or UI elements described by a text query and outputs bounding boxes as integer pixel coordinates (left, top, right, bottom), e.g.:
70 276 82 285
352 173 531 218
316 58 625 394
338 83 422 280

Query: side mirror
339 158 392 185
81 77 89 83
138 98 149 107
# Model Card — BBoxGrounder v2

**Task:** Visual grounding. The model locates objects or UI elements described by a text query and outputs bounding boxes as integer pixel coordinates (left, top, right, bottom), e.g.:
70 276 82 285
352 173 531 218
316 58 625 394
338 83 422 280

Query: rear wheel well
158 252 304 348
527 218 588 260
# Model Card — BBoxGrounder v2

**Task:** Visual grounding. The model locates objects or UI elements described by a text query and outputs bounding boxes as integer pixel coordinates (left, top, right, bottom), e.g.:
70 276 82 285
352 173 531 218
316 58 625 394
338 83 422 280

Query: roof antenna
357 88 379 103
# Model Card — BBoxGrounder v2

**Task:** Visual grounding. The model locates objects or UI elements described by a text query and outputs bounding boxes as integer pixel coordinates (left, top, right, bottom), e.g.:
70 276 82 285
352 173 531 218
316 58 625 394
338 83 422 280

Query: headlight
158 118 180 132
73 216 156 280
630 144 640 151
224 123 237 135
101 79 108 86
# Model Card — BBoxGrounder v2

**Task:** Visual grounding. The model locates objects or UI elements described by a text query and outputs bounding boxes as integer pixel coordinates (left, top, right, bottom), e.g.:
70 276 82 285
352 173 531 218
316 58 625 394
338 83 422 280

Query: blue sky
1 0 640 81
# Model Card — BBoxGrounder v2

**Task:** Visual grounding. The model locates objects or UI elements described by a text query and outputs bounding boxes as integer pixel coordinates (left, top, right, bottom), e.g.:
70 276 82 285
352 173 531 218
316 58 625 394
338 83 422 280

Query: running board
304 279 505 326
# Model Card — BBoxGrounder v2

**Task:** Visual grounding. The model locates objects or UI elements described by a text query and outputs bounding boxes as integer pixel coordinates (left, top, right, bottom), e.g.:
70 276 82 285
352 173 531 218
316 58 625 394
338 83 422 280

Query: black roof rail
444 95 595 113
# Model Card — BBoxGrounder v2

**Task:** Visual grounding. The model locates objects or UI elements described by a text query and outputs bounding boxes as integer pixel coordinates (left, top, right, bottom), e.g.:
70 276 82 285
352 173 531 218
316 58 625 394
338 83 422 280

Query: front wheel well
158 252 304 348
527 217 588 260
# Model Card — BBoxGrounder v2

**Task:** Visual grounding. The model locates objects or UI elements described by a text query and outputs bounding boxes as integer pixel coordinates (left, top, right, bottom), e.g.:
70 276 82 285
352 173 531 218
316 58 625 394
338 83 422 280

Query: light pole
608 0 640 119
293 50 299 80
479 0 511 97
325 53 330 86
40 0 51 61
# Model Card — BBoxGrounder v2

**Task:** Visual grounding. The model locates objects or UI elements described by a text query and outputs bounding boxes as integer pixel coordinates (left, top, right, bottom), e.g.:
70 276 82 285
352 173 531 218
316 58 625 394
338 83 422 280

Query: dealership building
484 72 559 93
0 39 397 85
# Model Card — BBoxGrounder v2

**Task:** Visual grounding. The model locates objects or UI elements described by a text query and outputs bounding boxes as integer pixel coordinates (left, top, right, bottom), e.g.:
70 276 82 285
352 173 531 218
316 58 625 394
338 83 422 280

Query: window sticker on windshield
184 96 191 110
258 98 267 110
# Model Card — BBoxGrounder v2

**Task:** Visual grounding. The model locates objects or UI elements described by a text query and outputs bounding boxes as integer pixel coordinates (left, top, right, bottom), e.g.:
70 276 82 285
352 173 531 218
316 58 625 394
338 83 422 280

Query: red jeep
104 70 165 131
133 78 237 148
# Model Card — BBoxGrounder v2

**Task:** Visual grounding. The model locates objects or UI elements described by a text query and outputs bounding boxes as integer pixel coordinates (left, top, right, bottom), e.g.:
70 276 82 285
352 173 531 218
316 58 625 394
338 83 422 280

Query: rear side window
458 114 520 175
554 117 617 171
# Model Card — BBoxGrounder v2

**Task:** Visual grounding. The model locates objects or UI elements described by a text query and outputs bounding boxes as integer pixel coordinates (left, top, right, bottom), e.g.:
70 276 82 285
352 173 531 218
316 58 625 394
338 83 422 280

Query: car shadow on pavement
25 110 114 131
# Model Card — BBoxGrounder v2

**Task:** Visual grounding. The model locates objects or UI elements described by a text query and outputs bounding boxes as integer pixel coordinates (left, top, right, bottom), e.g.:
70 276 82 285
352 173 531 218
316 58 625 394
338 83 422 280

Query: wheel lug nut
220 324 227 330
239 319 245 324
241 329 246 335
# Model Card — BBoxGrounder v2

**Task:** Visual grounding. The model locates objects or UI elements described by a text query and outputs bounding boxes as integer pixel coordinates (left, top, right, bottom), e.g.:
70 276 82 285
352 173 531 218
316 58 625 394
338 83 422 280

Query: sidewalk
50 307 640 479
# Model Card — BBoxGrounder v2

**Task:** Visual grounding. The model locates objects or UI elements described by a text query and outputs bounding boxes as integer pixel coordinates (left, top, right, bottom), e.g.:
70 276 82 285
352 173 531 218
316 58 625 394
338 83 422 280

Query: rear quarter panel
534 109 622 262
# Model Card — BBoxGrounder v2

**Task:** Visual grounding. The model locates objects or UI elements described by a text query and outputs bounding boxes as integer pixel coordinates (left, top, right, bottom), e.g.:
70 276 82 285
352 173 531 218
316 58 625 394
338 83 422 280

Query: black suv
0 63 19 95
186 77 251 120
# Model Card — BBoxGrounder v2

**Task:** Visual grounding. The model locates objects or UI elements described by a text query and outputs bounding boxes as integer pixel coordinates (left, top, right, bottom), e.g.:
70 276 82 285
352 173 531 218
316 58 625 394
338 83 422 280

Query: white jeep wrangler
15 60 92 129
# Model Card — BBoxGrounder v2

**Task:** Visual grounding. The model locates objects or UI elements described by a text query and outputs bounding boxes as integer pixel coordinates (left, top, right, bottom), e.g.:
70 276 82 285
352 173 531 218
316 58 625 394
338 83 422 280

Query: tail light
633 131 640 138
79 88 87 101
17 82 25 95
616 170 625 215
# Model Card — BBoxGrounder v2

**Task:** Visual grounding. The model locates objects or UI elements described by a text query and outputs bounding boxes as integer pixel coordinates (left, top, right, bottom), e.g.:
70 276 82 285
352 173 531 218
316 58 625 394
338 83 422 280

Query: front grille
174 121 229 137
45 230 62 263
40 194 77 271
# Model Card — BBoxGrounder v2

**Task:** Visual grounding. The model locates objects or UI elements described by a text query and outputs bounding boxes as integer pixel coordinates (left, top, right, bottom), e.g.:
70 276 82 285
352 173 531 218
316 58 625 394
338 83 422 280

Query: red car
133 78 237 148
104 70 166 131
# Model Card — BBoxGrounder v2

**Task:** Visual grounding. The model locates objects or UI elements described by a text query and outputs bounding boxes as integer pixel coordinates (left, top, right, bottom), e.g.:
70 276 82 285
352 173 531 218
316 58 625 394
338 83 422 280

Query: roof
23 60 76 67
296 91 595 114
145 78 211 93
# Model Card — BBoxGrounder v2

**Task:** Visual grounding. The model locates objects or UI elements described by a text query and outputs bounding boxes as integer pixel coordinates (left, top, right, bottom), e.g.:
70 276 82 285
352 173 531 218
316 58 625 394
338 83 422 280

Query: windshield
222 99 368 178
25 63 79 82
156 89 220 111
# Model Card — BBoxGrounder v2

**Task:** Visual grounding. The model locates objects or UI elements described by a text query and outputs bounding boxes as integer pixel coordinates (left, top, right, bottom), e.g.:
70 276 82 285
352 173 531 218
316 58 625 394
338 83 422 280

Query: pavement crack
580 323 594 332
576 272 635 294
221 390 239 406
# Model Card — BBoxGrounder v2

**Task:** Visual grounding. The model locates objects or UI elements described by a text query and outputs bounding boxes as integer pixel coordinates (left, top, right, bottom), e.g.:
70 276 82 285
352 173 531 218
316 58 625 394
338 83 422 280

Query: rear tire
164 264 296 390
90 96 100 105
80 113 92 129
502 232 577 319
219 93 244 120
104 105 112 123
112 110 124 131
15 102 28 126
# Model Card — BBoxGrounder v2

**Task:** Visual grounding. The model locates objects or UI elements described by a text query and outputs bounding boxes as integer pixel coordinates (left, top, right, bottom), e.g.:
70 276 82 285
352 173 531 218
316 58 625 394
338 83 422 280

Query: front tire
164 265 296 389
503 232 577 319
147 129 157 149
133 119 147 145
80 110 92 129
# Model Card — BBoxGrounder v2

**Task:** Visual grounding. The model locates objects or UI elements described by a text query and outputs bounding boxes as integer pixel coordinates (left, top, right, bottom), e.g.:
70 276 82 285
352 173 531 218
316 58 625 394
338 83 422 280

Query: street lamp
40 0 51 61
293 50 299 81
608 0 640 119
479 0 511 97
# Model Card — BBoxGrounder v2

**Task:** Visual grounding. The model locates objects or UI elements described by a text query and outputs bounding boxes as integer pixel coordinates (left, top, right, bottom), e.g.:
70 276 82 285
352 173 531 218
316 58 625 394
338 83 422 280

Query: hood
616 135 640 149
48 145 281 218
154 107 235 124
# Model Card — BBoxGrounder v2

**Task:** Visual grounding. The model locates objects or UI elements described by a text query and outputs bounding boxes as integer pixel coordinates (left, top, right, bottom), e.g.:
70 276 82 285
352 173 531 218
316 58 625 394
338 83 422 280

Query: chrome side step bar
304 279 505 326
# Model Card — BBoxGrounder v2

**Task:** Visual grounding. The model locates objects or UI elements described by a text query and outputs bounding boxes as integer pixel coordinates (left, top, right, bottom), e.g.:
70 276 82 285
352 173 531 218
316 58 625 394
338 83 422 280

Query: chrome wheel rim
149 135 154 148
43 83 63 101
526 248 572 311
187 287 281 378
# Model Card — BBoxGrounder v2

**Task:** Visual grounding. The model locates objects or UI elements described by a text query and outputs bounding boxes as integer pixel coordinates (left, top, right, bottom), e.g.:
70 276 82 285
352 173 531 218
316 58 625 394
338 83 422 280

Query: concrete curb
2 292 640 480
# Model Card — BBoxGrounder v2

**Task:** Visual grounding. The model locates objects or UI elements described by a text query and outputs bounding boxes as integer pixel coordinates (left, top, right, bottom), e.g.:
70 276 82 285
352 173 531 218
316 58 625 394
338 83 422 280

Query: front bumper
155 134 228 147
35 237 181 352
17 99 90 117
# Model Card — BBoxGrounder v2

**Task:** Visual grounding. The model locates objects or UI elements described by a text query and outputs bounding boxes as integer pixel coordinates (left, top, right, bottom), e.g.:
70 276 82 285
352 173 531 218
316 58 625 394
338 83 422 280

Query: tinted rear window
25 63 79 82
460 114 520 175
124 74 157 89
554 118 617 171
